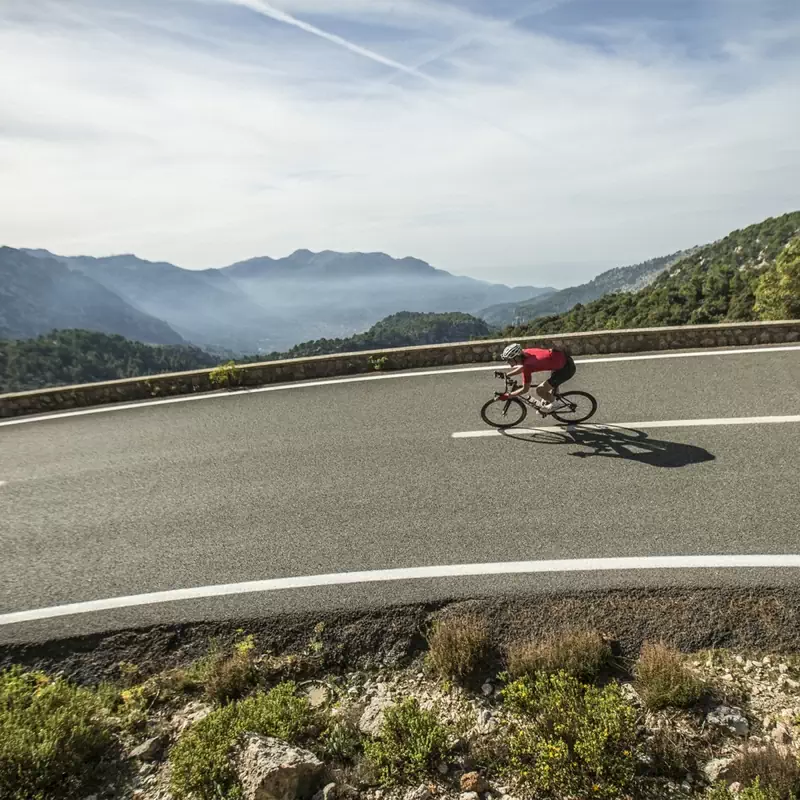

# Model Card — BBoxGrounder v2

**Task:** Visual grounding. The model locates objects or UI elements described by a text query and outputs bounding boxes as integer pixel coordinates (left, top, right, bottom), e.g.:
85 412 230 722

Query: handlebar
493 371 520 395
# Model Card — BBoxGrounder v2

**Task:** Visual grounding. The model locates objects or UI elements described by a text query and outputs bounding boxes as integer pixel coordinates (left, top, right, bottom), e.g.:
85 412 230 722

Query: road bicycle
480 372 598 428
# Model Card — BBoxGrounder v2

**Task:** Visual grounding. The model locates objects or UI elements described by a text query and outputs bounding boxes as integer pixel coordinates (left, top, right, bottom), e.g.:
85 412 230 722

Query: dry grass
727 743 800 799
634 642 705 710
426 612 490 683
506 629 612 681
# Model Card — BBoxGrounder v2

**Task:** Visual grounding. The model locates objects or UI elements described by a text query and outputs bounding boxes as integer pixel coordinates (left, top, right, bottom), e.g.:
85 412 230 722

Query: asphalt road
2 345 799 643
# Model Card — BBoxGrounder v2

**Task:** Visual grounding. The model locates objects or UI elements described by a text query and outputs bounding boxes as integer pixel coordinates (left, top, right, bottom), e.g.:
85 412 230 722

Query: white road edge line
3 554 800 626
2 345 799 428
452 414 800 438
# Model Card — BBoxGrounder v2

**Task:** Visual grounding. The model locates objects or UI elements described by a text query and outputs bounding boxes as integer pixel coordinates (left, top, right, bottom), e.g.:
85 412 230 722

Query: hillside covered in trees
506 212 800 337
1 313 493 392
261 311 493 359
0 330 218 393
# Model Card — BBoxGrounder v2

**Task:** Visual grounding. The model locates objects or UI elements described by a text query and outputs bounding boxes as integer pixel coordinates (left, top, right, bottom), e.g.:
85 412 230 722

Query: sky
1 0 799 288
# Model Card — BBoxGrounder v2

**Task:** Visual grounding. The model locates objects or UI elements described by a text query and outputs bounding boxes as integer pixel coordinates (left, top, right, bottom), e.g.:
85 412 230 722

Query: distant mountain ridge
8 247 552 352
0 247 185 345
480 251 690 327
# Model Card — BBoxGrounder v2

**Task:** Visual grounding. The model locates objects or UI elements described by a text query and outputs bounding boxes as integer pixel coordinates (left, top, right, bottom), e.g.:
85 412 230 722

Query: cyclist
498 343 576 412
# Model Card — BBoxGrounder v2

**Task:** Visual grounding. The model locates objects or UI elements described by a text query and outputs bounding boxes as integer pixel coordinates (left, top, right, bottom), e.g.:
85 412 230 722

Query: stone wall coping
1 320 798 406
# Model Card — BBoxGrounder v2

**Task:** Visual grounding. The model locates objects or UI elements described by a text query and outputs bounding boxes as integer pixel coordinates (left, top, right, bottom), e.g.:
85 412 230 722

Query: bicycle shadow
500 424 715 469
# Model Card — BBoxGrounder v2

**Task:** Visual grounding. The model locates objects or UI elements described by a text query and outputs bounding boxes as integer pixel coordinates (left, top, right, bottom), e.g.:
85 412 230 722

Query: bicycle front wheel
480 397 528 428
551 391 597 424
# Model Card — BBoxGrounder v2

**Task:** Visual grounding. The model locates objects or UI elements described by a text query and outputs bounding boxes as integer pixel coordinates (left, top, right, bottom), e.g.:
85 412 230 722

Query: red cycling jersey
521 348 566 382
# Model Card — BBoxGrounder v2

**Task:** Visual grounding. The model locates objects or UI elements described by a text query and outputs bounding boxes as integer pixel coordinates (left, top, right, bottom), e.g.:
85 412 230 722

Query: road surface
1 345 799 643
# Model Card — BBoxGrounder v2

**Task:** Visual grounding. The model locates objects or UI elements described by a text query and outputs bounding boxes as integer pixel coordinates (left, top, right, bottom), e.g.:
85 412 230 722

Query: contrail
379 0 575 86
226 0 438 85
223 0 542 148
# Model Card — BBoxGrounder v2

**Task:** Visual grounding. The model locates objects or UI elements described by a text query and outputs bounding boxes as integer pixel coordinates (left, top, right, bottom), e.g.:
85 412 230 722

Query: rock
460 793 480 800
437 762 449 775
232 734 324 800
620 682 642 706
763 715 774 730
172 700 212 735
773 722 793 745
706 706 750 737
704 757 734 783
404 786 431 800
735 655 744 665
779 663 789 674
460 772 489 793
729 783 742 795
129 735 165 762
359 695 394 736
481 683 493 697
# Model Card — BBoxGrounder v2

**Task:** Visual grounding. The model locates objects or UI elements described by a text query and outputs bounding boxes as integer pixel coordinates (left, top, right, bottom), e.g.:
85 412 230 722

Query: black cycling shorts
548 354 576 387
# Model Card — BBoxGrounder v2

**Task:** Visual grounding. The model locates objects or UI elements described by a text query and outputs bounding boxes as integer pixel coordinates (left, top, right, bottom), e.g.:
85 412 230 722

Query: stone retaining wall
2 321 798 419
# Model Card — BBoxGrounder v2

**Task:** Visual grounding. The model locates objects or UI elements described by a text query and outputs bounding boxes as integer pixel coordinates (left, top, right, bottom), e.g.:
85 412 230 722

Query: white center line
452 414 800 438
2 345 799 428
2 554 800 626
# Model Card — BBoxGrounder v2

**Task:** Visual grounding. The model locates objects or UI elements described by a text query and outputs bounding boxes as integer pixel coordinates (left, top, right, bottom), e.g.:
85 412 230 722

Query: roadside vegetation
3 620 800 800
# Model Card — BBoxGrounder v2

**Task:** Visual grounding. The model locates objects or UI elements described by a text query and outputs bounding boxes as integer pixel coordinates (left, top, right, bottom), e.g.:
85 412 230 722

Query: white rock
359 695 394 736
773 722 793 745
735 655 745 665
728 782 742 795
703 757 734 783
779 663 789 674
404 786 431 800
171 700 212 735
706 706 750 737
481 683 493 697
232 734 324 800
460 793 480 800
437 762 448 775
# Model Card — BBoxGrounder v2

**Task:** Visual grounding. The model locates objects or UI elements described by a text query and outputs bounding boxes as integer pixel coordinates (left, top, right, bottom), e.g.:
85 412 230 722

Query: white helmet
502 343 523 361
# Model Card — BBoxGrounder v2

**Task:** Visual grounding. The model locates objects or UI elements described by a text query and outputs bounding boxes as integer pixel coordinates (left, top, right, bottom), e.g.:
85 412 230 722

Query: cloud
0 0 799 287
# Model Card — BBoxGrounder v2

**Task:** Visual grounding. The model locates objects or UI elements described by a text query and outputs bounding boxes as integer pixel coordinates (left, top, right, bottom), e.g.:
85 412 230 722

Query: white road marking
452 414 800 438
1 345 799 428
3 554 800 626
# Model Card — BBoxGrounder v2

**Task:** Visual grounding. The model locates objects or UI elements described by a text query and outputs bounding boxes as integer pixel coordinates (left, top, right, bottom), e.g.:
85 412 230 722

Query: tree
754 238 800 321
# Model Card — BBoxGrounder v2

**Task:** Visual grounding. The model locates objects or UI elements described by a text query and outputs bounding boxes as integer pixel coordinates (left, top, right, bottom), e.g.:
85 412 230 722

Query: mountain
0 247 184 345
18 248 552 353
262 311 494 360
506 211 800 337
220 249 553 346
0 329 218 393
22 249 299 354
479 251 689 328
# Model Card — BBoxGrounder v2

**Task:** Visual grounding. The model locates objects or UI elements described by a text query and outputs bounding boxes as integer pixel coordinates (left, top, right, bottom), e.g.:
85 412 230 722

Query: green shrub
202 634 258 704
364 697 451 786
501 671 636 799
426 612 490 683
368 355 388 371
706 777 782 799
635 642 705 710
506 629 612 681
209 360 241 388
0 666 117 800
169 682 318 800
321 716 363 763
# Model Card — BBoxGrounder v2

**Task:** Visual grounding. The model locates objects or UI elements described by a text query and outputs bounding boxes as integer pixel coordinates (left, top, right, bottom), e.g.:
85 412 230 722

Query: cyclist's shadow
502 424 715 468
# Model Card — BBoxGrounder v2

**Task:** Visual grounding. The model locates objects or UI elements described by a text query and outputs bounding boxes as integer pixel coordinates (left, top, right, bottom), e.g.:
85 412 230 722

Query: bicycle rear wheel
480 397 528 428
551 391 597 424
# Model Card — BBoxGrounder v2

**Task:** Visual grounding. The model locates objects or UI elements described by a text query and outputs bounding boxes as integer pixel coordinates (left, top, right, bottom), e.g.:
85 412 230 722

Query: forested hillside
262 311 493 359
1 313 493 391
0 330 216 393
506 212 800 336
